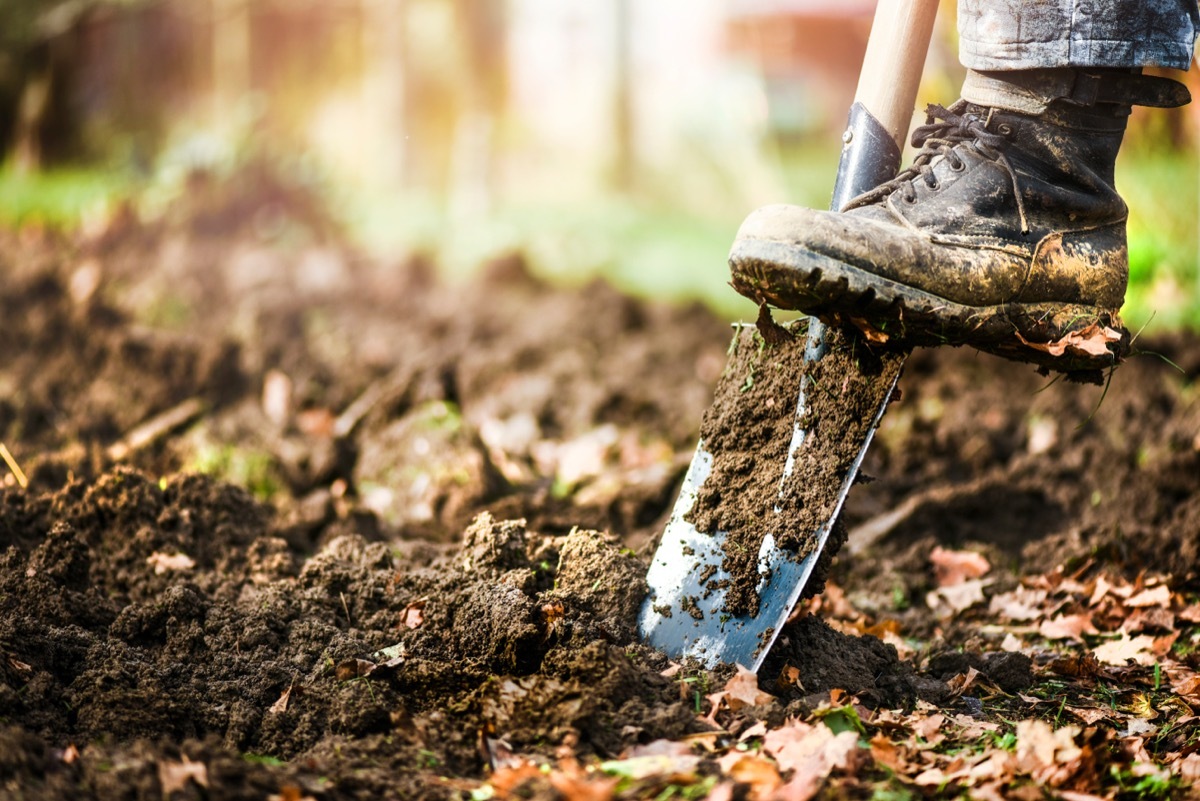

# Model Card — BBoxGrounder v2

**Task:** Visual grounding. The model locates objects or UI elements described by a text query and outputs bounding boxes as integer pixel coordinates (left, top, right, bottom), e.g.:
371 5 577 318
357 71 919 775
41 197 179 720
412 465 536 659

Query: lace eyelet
996 123 1013 135
927 179 941 191
949 159 966 172
902 194 918 204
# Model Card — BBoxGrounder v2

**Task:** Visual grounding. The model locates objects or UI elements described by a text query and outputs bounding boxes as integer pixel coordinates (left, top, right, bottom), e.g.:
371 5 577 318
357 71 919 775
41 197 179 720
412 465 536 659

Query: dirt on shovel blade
686 317 904 617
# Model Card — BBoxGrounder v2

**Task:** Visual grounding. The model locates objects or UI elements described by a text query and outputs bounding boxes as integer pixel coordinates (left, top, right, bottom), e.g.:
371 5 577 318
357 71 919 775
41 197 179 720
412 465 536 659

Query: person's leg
728 1 1198 375
959 0 1198 71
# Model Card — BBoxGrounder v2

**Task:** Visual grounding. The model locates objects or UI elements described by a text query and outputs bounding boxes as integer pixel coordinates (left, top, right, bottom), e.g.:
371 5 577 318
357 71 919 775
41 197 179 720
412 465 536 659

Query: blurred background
1 0 1197 327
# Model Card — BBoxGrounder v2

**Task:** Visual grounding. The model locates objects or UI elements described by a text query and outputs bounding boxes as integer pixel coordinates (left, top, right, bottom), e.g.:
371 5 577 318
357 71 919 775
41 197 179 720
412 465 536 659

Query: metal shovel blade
639 318 903 671
637 56 940 667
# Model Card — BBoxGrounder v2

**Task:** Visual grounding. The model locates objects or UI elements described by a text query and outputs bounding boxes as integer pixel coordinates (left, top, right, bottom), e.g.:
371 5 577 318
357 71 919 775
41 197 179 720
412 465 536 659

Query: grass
0 165 132 228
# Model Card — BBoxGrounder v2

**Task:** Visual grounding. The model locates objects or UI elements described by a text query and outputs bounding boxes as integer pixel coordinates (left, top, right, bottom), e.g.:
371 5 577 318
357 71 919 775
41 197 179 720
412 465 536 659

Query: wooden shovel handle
854 0 942 152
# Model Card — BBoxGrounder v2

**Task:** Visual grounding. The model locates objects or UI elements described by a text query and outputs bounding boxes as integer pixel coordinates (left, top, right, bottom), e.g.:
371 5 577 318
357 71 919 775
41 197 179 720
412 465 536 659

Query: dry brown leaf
1125 585 1171 608
1067 706 1114 726
1092 633 1156 666
930 546 991 586
1050 651 1107 680
1178 604 1200 623
158 755 208 794
59 744 79 764
1122 607 1175 635
718 753 781 800
927 579 987 614
762 719 860 779
1015 322 1122 358
1015 720 1083 787
487 763 544 796
913 713 946 746
705 665 775 722
269 684 294 714
402 600 426 629
335 658 377 680
946 668 982 698
1039 613 1099 642
146 551 195 575
988 587 1048 622
869 733 906 772
739 721 768 742
1174 753 1200 781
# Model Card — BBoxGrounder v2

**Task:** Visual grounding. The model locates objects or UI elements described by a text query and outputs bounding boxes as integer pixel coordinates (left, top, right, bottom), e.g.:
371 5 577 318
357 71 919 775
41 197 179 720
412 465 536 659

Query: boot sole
730 238 1130 379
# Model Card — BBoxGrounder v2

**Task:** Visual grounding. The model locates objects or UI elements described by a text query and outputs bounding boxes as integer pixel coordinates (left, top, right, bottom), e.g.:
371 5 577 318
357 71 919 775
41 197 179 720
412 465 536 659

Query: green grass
0 166 132 228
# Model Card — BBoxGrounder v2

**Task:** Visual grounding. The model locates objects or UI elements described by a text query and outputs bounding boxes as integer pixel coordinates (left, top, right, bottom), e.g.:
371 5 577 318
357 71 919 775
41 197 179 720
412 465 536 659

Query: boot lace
843 103 1030 234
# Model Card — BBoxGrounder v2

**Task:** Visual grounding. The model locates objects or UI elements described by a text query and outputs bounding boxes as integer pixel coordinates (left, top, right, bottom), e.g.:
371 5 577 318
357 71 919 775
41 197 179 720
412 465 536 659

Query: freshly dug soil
687 316 904 615
2 165 1200 799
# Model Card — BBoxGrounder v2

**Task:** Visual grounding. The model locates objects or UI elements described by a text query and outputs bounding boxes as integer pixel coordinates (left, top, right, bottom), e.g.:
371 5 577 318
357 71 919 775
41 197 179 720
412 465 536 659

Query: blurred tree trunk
212 0 250 116
612 0 635 192
361 0 407 187
11 67 51 173
449 0 505 217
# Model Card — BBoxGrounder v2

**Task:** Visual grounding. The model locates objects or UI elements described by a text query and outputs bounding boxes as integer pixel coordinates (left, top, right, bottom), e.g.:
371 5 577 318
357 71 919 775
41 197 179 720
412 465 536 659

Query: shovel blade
639 320 904 671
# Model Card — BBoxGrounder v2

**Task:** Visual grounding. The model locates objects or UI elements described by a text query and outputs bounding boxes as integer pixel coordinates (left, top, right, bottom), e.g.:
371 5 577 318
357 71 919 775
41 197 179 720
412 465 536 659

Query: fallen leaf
269 684 294 714
1050 651 1106 680
1125 585 1171 608
739 721 768 742
718 753 781 799
705 665 775 722
1015 322 1122 358
1122 607 1175 634
1092 633 1156 666
158 755 208 794
146 551 195 575
989 587 1048 622
600 753 700 782
1067 706 1113 726
1039 613 1099 642
930 546 991 586
927 579 987 614
763 719 860 777
401 600 426 629
335 658 377 680
1174 753 1200 781
1015 720 1083 786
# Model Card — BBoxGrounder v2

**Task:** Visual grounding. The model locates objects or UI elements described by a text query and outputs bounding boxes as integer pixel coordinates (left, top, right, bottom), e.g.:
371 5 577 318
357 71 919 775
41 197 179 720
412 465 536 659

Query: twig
0 443 29 488
107 398 206 461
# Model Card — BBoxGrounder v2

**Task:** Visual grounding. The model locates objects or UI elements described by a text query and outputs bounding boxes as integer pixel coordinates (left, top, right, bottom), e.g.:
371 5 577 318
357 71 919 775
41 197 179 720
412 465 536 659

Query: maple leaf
930 547 991 586
1092 633 1156 666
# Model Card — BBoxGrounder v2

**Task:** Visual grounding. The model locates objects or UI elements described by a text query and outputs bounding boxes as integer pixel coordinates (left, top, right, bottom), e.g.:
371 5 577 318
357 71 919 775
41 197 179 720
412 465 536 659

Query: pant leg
959 0 1200 71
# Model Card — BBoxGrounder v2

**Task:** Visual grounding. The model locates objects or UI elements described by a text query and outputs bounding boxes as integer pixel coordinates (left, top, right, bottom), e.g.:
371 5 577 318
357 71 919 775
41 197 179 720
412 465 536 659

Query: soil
2 165 1199 799
687 315 904 616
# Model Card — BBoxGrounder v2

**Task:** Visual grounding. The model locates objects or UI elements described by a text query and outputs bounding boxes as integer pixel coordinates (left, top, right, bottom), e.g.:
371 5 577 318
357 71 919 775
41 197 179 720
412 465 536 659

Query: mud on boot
729 68 1190 380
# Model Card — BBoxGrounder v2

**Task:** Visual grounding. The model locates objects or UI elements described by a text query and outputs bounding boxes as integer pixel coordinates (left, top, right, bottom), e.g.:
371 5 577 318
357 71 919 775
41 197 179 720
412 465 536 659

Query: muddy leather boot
729 69 1190 377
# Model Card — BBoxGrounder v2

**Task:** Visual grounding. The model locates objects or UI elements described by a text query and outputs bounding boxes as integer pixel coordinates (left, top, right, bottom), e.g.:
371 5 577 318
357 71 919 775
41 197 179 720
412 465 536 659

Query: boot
729 68 1190 377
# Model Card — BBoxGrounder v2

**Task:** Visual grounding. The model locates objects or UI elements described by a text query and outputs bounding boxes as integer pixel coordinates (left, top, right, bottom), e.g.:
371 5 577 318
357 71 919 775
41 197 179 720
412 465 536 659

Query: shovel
639 0 940 671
